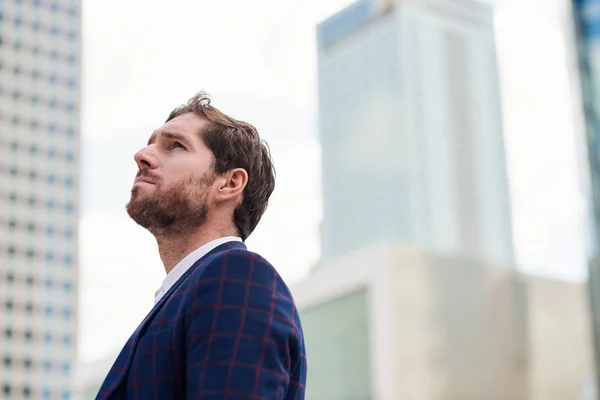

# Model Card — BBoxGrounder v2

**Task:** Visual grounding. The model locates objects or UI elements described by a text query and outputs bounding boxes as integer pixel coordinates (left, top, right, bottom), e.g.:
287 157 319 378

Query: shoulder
188 246 294 300
184 247 303 335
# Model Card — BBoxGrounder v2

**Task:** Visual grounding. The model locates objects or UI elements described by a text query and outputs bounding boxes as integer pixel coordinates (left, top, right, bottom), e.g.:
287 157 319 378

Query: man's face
126 113 217 234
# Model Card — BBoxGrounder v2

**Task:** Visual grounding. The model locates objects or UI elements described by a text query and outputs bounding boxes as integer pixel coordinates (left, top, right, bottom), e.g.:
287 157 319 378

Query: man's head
126 91 275 241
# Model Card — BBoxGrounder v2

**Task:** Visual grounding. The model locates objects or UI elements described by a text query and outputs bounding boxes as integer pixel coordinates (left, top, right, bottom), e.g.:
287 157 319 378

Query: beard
126 171 215 236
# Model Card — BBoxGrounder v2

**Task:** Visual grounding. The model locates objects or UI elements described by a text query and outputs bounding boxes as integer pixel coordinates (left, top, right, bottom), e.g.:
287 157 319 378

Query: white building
0 1 81 398
293 240 594 400
317 0 514 265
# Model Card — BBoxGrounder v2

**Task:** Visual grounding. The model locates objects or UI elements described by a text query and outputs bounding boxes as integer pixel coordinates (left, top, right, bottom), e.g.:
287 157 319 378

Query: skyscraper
0 1 80 398
572 0 600 392
317 0 514 265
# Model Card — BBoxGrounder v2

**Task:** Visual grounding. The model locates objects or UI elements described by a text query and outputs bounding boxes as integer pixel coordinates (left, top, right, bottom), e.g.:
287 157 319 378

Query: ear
215 168 248 204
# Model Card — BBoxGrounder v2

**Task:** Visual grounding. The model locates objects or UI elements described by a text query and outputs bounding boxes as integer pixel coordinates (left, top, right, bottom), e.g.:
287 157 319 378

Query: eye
170 141 186 150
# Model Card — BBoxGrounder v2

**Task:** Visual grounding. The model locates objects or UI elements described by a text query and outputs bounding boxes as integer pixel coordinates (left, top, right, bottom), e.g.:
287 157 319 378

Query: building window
24 358 32 369
3 384 11 397
6 271 15 283
43 332 52 344
24 330 33 341
45 251 54 263
62 334 71 346
4 328 13 339
25 302 33 314
8 219 16 230
64 254 73 265
43 388 51 400
46 226 55 237
26 276 34 286
64 281 72 292
63 307 71 319
43 359 51 372
3 355 12 368
27 222 35 233
8 246 16 257
23 385 31 398
44 305 53 316
45 278 53 289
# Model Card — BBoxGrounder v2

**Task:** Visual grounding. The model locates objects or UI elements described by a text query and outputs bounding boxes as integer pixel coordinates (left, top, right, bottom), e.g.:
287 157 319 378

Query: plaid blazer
95 241 307 399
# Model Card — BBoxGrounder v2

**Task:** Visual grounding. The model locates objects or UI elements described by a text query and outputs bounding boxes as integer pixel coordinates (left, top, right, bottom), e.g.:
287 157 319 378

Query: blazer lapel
97 240 247 399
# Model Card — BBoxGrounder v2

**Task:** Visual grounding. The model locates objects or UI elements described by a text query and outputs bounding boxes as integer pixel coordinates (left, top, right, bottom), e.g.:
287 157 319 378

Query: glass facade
0 0 80 398
317 0 513 265
300 289 371 400
573 0 600 390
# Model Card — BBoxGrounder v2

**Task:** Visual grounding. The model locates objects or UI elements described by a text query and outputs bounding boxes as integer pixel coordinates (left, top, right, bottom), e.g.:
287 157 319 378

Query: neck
154 225 237 274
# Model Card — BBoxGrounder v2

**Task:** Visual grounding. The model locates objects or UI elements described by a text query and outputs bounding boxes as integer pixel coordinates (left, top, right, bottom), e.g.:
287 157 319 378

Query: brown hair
166 91 275 241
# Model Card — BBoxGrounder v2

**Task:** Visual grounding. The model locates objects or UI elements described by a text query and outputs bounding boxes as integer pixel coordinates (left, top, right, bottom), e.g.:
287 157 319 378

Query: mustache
136 169 160 182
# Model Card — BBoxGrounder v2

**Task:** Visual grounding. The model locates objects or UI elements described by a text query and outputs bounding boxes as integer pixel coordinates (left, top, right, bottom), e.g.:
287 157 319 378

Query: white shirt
153 236 243 304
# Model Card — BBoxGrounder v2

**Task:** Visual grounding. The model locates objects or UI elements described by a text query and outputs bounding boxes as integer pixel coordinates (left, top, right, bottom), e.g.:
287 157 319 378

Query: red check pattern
95 241 307 400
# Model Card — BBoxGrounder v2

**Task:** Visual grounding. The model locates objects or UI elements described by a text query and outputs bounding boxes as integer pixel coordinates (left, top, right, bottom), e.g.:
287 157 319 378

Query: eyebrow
147 131 191 146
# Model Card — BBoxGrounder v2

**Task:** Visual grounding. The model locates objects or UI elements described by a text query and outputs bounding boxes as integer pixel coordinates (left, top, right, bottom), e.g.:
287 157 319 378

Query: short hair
166 91 275 241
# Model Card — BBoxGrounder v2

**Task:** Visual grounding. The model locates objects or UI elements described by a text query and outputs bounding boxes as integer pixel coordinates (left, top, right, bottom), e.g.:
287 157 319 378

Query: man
95 92 307 399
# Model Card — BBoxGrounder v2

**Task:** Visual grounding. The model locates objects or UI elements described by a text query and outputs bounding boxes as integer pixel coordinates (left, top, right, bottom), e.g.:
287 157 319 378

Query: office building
0 0 81 398
293 240 594 400
572 0 600 392
317 0 514 265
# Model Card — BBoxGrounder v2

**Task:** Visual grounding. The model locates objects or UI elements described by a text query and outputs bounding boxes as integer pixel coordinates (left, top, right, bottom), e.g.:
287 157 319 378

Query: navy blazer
95 241 307 399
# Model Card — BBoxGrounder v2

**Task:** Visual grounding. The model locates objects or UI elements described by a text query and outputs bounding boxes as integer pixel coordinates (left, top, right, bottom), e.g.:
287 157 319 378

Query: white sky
78 0 589 363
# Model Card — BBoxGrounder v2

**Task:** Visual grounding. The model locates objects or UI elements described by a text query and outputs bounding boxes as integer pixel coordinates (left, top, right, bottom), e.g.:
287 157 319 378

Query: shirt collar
154 236 243 304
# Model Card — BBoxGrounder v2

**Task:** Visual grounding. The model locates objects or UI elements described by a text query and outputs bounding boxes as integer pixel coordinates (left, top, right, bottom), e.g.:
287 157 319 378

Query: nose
134 145 159 170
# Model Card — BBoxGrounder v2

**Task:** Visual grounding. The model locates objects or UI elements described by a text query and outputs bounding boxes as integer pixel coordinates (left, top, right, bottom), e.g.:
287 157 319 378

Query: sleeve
184 250 302 400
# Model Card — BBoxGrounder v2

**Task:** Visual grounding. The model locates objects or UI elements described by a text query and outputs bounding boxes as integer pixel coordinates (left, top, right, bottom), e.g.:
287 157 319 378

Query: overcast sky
78 0 588 363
